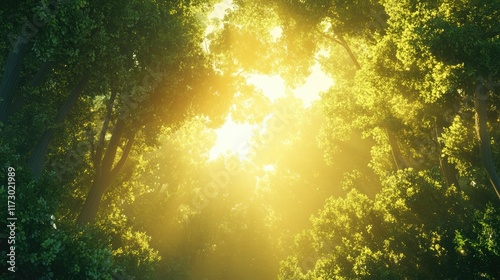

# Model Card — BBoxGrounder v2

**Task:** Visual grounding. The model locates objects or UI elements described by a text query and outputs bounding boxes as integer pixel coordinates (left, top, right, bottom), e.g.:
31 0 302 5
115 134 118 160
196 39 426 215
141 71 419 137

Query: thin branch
315 27 342 45
28 73 90 179
101 119 125 173
387 128 410 170
30 60 55 87
55 74 90 124
336 33 361 70
109 131 136 180
313 57 335 74
315 27 362 70
94 84 118 168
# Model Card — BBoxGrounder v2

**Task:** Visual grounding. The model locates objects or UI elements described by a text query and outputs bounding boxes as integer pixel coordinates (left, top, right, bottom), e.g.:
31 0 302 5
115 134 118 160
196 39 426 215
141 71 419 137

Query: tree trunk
435 120 460 191
387 129 409 170
0 37 30 124
318 29 361 71
337 33 361 70
29 130 55 179
474 83 500 199
77 176 109 225
77 119 136 224
30 61 55 87
8 61 55 118
28 74 90 179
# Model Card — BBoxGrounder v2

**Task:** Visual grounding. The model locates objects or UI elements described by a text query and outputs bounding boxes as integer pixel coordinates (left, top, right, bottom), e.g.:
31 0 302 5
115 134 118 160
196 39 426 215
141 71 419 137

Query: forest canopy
0 0 499 279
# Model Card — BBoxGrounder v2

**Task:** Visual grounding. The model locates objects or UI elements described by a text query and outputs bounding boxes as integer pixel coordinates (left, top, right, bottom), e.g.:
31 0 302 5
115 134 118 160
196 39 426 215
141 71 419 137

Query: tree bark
28 74 90 179
76 176 110 225
8 61 55 118
29 130 55 179
474 83 500 199
0 37 30 124
337 33 361 70
77 119 136 225
29 61 55 87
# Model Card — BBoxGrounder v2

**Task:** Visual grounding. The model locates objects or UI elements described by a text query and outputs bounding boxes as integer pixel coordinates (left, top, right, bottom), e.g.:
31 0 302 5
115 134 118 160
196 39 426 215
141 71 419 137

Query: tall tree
75 0 235 225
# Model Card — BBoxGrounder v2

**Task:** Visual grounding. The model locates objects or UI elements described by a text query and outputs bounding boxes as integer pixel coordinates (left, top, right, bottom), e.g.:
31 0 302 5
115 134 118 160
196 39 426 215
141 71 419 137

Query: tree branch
0 36 30 124
28 74 90 179
55 74 90 124
8 61 56 118
474 79 500 199
336 33 361 70
386 128 410 170
101 119 125 173
315 27 342 45
94 85 118 168
109 131 136 180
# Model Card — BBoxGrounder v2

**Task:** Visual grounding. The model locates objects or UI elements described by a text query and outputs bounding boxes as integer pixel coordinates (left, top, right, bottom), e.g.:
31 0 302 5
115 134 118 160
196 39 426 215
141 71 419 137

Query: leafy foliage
1 0 500 279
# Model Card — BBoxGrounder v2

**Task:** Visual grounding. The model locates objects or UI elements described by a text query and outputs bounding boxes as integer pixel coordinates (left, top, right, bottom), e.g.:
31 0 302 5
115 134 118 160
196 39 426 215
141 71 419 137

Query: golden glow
270 26 283 42
209 62 333 160
294 63 334 107
209 114 255 160
208 0 234 20
203 0 234 52
246 74 286 102
205 0 333 161
263 164 276 172
246 63 333 106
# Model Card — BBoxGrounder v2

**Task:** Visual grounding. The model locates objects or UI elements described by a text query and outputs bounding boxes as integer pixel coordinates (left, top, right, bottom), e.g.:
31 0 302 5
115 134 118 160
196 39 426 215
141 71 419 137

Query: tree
279 170 499 279
382 0 500 197
0 0 234 277
3 0 500 278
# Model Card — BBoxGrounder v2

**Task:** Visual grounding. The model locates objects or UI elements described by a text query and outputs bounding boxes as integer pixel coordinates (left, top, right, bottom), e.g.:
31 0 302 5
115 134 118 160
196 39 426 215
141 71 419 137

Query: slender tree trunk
474 83 500 199
8 61 55 118
28 74 90 179
93 87 118 166
77 176 110 225
29 130 55 179
29 61 55 87
0 37 30 124
435 120 460 191
77 119 136 225
317 29 361 71
387 129 409 170
337 33 361 70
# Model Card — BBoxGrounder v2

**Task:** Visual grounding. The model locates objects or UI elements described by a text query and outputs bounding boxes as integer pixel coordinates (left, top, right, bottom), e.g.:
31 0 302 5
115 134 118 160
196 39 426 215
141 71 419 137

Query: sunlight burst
208 0 233 20
294 63 334 107
270 26 283 42
246 74 286 102
246 63 333 106
203 0 234 52
263 164 276 172
209 114 255 160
